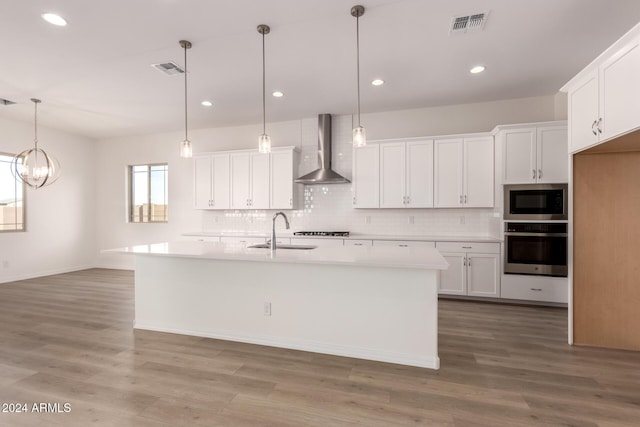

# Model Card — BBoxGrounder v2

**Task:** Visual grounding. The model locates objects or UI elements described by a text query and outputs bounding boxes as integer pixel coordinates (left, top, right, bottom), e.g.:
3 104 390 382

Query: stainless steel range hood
295 114 350 184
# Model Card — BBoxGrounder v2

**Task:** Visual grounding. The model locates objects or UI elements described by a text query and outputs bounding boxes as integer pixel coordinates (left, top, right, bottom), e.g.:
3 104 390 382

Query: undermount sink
248 243 317 250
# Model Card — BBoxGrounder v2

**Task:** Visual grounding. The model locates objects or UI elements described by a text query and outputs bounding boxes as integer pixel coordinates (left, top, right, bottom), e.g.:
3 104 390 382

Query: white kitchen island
109 241 448 369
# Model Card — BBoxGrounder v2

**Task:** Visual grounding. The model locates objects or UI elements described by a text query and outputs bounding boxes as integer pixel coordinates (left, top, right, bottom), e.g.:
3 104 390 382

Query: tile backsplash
201 114 501 237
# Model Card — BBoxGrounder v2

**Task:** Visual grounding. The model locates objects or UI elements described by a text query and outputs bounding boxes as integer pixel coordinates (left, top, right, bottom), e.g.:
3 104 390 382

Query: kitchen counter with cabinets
107 241 447 369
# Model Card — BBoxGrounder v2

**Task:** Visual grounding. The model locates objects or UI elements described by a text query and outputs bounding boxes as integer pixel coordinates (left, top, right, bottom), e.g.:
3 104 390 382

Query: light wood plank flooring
1 269 639 426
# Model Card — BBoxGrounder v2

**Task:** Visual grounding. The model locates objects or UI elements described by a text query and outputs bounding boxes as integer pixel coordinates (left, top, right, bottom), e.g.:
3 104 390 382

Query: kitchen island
109 241 448 369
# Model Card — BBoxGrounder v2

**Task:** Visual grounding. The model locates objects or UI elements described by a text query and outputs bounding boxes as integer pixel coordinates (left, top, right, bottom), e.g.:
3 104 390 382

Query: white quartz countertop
106 241 449 270
182 231 501 243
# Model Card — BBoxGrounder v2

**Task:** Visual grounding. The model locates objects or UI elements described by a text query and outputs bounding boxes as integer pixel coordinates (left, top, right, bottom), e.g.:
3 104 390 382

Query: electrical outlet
408 216 415 225
264 302 271 316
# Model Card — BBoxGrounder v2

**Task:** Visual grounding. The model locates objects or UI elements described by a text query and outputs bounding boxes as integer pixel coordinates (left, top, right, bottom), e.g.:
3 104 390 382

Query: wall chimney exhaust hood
295 114 350 184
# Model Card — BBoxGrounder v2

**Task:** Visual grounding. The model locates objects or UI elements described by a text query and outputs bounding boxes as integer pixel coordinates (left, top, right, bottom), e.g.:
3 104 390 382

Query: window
0 153 26 232
128 164 168 223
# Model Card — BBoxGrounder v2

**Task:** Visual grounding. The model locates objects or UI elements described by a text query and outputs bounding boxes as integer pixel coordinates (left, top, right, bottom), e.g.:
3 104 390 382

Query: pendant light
179 40 193 158
351 5 366 147
257 24 271 154
11 99 61 189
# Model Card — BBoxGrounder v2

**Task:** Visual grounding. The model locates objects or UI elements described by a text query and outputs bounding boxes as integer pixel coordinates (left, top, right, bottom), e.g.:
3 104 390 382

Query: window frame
0 152 27 233
127 162 168 223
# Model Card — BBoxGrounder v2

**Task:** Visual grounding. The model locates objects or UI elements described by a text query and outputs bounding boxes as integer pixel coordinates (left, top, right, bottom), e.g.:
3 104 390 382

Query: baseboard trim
0 264 95 284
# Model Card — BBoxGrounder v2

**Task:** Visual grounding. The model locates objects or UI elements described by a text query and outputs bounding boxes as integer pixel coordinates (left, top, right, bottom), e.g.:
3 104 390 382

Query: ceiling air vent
151 61 184 75
450 12 489 34
0 98 16 106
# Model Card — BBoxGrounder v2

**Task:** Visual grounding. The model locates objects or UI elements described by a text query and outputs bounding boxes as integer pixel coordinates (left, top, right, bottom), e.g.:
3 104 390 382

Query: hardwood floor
1 269 639 426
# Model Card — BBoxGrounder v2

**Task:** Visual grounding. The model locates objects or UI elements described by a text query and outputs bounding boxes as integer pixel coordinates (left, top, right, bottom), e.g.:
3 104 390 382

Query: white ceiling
1 0 639 140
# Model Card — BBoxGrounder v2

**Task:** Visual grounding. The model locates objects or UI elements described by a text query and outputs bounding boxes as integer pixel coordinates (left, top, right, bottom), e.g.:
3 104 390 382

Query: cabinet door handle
353 197 356 205
462 246 472 249
354 243 363 246
532 169 536 179
464 195 467 204
459 195 463 205
591 120 598 136
290 198 293 207
597 118 603 134
468 258 471 266
538 169 542 180
399 244 409 247
463 257 466 266
530 288 542 292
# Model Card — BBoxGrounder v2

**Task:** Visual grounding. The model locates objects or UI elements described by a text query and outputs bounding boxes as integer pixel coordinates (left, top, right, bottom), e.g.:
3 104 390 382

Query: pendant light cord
356 13 361 128
34 101 39 150
262 31 266 135
184 44 188 142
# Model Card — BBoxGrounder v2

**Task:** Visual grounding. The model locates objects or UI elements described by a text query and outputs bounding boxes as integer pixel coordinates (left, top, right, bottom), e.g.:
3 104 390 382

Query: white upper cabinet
379 140 434 209
353 144 380 208
197 147 298 210
563 24 640 153
193 153 230 210
270 149 299 210
464 137 494 207
434 136 494 208
434 138 464 207
537 126 568 183
230 153 252 209
249 152 270 209
501 124 567 184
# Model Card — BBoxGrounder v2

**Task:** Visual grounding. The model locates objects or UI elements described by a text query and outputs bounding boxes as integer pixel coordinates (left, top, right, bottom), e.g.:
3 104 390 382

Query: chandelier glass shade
11 98 61 189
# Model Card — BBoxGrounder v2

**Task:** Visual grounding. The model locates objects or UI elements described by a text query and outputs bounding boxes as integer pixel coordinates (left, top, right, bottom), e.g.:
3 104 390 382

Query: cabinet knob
597 118 603 134
591 120 598 136
463 257 467 266
538 169 542 180
464 195 467 204
532 169 536 180
459 195 463 205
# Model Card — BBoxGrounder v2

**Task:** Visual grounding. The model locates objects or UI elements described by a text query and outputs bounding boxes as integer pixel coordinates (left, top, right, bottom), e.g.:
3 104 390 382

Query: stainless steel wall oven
504 222 568 277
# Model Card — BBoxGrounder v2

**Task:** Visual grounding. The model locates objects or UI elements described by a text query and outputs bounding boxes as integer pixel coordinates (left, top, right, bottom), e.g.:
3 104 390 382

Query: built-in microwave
504 184 568 221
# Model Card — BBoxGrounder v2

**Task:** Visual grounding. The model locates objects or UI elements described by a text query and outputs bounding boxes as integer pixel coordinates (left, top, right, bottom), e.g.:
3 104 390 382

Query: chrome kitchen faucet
270 212 290 250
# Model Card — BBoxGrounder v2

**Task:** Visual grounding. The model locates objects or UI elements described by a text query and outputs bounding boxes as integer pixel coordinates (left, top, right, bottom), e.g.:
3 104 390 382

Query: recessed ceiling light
272 91 284 98
201 100 213 107
371 79 385 86
470 65 486 74
41 13 67 26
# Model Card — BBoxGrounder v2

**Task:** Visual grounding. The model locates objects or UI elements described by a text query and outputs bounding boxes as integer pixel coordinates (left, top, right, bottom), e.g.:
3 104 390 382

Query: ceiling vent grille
450 12 488 34
0 98 16 106
151 61 184 75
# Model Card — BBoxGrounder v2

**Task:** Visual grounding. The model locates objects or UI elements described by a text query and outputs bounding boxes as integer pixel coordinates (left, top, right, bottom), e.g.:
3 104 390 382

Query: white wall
0 116 96 283
95 94 562 269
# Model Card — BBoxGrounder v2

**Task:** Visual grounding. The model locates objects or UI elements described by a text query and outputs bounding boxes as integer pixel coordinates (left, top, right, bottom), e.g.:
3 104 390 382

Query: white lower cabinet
501 274 568 303
436 242 500 297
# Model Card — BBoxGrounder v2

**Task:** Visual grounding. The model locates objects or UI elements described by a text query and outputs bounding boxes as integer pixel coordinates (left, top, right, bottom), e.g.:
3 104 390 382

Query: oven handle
504 232 568 237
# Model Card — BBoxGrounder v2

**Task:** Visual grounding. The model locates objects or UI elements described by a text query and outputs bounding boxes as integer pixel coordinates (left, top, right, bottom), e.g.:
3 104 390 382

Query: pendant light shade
351 5 366 147
257 24 271 154
179 40 193 158
11 98 61 189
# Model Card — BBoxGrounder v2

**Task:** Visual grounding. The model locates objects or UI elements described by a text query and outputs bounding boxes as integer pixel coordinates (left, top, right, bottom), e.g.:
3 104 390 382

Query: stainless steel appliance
504 184 568 221
504 222 568 277
293 231 350 237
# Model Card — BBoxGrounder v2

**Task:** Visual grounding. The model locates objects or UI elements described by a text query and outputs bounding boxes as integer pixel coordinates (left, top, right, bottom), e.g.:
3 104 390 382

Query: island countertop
107 240 449 270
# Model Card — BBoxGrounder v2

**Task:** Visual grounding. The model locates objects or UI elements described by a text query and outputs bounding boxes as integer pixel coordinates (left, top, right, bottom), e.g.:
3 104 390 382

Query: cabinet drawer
344 239 373 247
220 236 266 245
373 240 435 248
436 242 500 254
291 238 344 248
191 236 220 242
501 276 568 303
